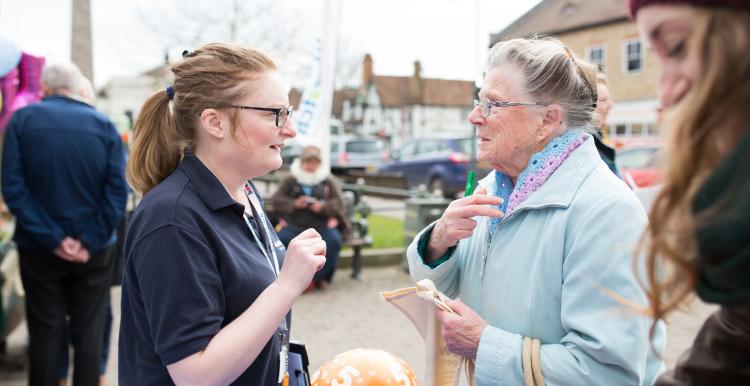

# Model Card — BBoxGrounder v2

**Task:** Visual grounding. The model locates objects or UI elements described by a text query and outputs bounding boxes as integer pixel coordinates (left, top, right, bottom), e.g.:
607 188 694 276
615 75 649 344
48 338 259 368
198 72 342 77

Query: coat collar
479 133 599 212
44 94 94 108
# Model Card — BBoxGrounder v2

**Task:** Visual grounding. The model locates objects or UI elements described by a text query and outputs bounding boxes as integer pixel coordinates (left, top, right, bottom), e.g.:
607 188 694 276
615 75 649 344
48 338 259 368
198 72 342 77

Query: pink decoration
0 67 19 131
10 52 45 111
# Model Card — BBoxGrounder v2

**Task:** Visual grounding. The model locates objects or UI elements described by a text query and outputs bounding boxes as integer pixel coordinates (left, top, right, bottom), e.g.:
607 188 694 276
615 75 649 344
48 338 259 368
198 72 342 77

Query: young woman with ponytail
119 43 326 385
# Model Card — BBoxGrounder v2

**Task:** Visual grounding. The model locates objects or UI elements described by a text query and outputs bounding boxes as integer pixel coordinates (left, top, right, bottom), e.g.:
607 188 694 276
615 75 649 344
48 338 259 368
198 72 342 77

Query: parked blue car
379 136 489 198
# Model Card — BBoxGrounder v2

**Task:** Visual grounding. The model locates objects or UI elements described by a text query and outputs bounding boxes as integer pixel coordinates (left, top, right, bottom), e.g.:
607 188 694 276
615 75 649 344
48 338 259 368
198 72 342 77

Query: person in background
406 37 665 385
271 145 348 292
593 73 620 176
119 43 326 385
631 0 750 384
57 75 117 386
1 62 127 386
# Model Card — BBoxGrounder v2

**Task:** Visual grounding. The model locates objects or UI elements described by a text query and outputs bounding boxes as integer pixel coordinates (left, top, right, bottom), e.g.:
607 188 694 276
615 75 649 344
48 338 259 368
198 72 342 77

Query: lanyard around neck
242 184 289 382
242 183 280 277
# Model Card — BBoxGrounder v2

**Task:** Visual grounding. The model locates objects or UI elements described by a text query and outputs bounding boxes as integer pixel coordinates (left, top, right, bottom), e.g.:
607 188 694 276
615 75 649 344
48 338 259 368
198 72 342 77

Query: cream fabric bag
380 279 475 386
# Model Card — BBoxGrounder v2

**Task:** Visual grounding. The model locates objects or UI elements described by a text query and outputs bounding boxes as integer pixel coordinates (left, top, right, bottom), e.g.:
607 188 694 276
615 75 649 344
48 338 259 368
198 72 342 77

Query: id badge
278 329 289 385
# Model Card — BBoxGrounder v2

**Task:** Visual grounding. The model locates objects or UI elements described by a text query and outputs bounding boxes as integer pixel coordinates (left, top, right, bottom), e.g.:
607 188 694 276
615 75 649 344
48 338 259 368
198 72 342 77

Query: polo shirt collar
177 153 238 211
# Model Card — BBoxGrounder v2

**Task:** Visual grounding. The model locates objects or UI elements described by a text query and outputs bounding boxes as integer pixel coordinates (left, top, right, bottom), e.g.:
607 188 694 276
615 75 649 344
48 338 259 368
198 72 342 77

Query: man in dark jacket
1 62 127 386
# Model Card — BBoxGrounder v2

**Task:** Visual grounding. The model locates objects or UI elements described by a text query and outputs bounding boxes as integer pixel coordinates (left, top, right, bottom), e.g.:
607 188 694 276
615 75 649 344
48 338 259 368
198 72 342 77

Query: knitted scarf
489 130 587 236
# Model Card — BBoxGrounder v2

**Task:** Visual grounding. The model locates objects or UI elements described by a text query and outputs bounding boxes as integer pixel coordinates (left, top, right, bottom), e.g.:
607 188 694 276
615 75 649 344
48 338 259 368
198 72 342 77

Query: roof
332 88 358 117
289 88 302 108
422 78 474 107
373 76 474 108
490 0 630 44
373 76 412 107
287 88 358 119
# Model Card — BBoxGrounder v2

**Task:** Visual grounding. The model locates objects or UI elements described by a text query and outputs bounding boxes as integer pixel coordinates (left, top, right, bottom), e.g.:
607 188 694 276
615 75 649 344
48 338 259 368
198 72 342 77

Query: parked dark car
379 136 489 198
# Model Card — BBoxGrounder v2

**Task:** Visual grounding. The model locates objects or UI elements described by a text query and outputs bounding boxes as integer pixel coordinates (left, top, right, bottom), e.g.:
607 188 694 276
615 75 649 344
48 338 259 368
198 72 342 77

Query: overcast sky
0 0 542 87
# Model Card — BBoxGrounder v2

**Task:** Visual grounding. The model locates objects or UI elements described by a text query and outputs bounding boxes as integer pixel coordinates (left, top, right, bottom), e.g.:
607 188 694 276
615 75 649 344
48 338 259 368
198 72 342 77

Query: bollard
402 193 450 272
350 200 372 280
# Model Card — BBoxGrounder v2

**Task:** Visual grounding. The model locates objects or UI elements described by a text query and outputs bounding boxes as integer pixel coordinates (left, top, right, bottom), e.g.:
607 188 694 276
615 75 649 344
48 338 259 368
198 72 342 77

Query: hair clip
166 86 175 100
182 50 197 59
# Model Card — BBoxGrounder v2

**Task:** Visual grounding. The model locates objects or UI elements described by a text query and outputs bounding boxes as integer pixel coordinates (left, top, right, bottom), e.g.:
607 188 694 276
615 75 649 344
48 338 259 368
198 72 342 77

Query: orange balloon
311 348 418 386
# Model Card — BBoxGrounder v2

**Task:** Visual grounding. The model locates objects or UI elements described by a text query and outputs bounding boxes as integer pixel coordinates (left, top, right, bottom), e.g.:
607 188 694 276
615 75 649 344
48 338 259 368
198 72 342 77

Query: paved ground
0 264 717 385
0 196 718 384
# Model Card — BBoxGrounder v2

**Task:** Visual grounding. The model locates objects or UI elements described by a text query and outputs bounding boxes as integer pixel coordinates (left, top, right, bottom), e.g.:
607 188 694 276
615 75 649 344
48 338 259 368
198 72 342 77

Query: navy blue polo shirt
119 153 289 385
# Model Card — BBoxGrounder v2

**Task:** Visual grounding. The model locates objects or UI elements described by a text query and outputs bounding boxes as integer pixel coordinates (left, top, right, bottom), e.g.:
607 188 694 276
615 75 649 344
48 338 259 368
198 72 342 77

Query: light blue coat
407 136 666 386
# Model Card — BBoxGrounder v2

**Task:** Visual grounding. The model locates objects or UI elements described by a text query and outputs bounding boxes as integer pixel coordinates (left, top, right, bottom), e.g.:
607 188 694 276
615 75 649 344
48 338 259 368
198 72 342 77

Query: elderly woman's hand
436 299 488 359
427 187 503 259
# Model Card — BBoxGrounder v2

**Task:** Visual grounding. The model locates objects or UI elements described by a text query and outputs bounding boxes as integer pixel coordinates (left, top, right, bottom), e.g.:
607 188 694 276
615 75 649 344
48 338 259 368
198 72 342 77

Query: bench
341 189 373 280
262 182 373 280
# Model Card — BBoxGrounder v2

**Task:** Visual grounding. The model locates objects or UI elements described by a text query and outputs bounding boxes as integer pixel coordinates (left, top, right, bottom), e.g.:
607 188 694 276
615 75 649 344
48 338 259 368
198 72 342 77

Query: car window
399 142 417 160
417 140 441 155
455 138 474 154
617 148 657 169
436 141 450 152
345 140 382 153
647 149 666 168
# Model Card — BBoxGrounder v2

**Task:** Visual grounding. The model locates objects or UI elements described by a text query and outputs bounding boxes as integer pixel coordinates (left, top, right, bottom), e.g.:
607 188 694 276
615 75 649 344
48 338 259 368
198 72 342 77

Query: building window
623 40 643 74
615 124 627 136
631 123 643 136
587 45 606 72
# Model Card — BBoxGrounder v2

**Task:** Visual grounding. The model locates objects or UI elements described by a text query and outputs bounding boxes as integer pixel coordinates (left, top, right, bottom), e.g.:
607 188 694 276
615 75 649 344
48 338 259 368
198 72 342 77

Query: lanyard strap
241 183 289 384
242 184 280 277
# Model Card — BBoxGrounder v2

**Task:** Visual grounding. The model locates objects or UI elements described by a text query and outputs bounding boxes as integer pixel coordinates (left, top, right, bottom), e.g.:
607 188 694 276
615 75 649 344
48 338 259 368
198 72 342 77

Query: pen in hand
464 171 477 197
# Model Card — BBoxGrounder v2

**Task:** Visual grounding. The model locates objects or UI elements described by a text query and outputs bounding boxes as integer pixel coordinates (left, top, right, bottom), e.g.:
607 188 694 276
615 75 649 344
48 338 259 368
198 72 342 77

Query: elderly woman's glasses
230 105 294 127
473 99 550 117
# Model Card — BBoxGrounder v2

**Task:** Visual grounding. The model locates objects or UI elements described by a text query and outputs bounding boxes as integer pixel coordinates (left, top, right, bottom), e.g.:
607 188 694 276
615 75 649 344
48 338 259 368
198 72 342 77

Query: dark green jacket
655 130 750 386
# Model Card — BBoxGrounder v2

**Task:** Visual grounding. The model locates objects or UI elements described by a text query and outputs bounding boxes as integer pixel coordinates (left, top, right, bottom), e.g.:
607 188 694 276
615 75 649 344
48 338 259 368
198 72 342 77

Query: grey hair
69 76 95 105
41 62 84 96
487 36 599 132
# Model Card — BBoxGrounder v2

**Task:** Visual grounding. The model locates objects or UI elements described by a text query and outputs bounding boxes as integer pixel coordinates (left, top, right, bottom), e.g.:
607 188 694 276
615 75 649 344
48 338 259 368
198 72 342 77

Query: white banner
295 0 341 171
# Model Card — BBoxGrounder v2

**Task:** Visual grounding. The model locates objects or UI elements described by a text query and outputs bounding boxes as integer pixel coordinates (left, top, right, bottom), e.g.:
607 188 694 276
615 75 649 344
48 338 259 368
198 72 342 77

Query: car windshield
345 140 382 153
617 148 659 169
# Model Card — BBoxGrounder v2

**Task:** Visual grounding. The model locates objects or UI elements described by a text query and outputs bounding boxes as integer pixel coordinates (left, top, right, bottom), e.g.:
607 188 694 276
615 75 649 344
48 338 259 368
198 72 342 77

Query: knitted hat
630 0 750 18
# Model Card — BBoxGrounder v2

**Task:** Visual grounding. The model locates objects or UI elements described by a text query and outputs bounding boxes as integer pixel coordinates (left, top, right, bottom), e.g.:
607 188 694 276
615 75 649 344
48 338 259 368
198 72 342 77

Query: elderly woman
406 37 665 385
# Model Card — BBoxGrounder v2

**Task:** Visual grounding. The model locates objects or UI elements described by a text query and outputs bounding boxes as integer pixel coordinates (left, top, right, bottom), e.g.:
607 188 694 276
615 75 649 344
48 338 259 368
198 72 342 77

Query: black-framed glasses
229 105 294 127
473 99 550 117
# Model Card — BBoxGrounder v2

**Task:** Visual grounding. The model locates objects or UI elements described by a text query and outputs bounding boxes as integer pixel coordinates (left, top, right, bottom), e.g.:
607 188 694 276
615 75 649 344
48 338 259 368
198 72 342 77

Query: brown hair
487 36 600 131
641 8 750 327
126 43 277 194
